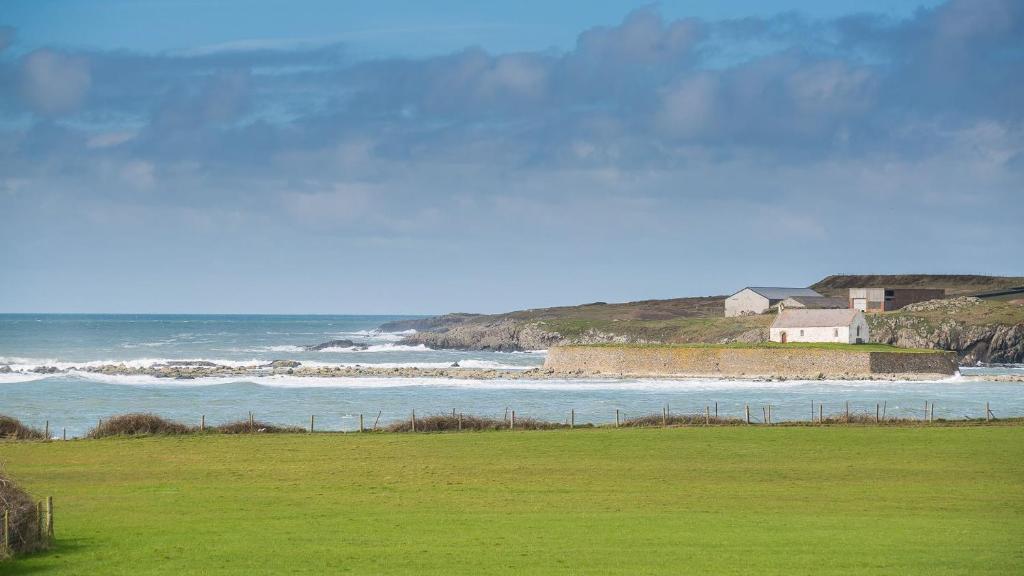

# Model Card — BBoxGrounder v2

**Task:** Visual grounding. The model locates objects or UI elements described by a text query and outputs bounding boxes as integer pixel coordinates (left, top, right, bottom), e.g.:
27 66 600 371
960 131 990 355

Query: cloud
0 1 1021 312
19 50 92 115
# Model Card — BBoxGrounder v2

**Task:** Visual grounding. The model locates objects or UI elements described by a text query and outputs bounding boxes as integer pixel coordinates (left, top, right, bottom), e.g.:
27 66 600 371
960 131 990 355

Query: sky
0 0 1021 314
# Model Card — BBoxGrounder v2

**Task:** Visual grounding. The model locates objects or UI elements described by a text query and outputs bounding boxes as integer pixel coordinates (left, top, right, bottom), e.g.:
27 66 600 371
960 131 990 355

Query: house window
799 330 804 337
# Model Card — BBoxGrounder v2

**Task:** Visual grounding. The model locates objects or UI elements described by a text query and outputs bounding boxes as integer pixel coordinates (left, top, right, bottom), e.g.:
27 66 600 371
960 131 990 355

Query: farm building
770 309 869 344
725 287 822 317
848 288 945 312
777 296 848 311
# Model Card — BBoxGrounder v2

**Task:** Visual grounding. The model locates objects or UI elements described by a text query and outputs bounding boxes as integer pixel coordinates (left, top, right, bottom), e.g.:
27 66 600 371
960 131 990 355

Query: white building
770 309 870 344
725 287 823 317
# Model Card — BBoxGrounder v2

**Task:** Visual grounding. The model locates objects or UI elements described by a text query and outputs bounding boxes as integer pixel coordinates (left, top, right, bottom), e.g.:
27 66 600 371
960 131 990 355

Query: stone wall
544 345 957 378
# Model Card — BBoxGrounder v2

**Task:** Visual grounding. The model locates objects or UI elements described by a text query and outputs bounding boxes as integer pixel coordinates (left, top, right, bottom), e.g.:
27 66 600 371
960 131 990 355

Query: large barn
725 287 823 317
770 309 870 344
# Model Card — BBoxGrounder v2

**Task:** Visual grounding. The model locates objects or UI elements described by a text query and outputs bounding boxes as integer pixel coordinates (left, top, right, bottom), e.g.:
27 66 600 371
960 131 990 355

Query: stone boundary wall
544 346 957 378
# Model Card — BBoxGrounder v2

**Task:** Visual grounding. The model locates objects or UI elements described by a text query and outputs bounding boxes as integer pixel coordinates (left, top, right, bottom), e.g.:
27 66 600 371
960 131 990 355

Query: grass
1 427 1022 575
571 341 943 353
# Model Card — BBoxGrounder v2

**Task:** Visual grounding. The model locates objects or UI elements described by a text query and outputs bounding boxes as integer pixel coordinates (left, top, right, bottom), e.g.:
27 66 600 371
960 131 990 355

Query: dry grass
385 413 570 432
214 420 305 434
0 415 46 440
0 470 49 558
87 413 193 438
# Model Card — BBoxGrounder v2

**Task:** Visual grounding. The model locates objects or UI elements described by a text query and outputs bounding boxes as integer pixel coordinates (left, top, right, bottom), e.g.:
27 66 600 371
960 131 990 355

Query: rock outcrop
304 339 368 351
868 315 1024 364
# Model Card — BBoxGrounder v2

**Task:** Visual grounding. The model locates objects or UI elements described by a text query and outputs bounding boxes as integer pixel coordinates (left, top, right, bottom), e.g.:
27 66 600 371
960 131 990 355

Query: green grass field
2 427 1022 574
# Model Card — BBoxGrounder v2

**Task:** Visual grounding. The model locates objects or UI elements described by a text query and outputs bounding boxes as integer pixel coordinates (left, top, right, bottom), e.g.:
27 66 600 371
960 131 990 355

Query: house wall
770 325 849 343
887 289 945 310
725 289 770 317
849 288 945 312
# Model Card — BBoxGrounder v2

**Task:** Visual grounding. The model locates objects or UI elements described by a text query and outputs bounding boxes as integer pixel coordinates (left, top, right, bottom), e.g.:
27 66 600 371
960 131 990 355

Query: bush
214 420 305 434
385 413 567 432
87 413 192 438
0 471 49 558
0 416 46 440
621 413 745 427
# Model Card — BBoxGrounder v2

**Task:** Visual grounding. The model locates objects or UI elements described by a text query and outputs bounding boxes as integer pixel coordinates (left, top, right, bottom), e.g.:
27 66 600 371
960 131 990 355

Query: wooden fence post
46 496 53 538
458 413 463 431
819 403 823 424
571 409 575 429
411 410 416 432
3 509 9 554
249 411 254 430
359 414 364 433
811 401 815 423
44 420 49 440
768 405 772 425
715 402 718 419
875 403 880 424
705 406 710 425
615 409 620 428
662 406 667 428
986 402 991 421
510 410 515 431
845 401 850 423
929 402 934 423
761 406 766 424
36 501 42 541
200 414 205 432
923 401 928 422
309 415 315 433
745 404 750 425
373 410 382 431
882 401 887 420
62 427 66 441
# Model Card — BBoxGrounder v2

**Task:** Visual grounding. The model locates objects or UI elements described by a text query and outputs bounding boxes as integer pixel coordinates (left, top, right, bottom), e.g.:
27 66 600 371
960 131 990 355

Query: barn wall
725 289 770 317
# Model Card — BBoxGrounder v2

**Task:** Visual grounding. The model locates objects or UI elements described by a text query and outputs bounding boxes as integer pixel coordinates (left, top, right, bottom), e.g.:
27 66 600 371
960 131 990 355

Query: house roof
735 287 822 300
771 309 860 329
782 296 848 308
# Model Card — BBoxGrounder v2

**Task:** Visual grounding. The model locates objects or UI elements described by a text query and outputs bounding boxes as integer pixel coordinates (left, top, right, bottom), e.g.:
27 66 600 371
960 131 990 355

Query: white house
770 309 870 344
725 287 823 317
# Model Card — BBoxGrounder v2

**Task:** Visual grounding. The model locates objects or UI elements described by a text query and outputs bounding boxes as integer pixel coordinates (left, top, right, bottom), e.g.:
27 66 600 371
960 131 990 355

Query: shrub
621 413 745 427
0 416 46 440
214 420 305 434
0 471 49 558
87 413 192 438
385 413 567 432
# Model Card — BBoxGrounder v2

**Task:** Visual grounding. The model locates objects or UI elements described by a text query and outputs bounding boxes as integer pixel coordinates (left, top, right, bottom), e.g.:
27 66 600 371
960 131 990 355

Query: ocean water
1 314 1022 437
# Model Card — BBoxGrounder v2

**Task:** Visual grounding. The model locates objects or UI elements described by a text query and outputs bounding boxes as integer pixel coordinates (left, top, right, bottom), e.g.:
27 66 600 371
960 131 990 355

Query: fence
9 399 1011 440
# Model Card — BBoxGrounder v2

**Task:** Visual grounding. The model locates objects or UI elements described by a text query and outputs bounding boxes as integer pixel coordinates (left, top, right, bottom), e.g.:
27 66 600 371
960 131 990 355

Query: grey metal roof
742 287 822 300
771 308 860 328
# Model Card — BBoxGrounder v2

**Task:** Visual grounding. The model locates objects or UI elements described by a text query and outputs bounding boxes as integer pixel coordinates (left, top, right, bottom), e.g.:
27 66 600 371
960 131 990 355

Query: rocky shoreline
4 361 1019 382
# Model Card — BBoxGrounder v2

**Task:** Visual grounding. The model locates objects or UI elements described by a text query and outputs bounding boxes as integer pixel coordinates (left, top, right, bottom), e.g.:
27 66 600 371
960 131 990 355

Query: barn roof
736 287 822 300
772 309 860 328
782 296 848 308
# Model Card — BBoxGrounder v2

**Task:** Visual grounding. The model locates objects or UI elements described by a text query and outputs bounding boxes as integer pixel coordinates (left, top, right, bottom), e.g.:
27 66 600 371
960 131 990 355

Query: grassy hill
811 274 1024 297
3 427 1022 574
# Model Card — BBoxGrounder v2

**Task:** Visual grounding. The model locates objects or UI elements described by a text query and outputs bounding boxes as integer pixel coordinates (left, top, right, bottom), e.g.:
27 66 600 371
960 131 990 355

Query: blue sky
1 0 1021 314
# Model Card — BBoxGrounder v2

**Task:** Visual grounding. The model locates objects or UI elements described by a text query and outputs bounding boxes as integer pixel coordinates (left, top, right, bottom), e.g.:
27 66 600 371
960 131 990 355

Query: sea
1 314 1022 437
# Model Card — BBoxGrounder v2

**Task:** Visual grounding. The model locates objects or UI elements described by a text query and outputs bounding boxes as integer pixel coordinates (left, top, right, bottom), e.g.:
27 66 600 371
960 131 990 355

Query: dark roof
782 296 848 309
736 287 822 300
